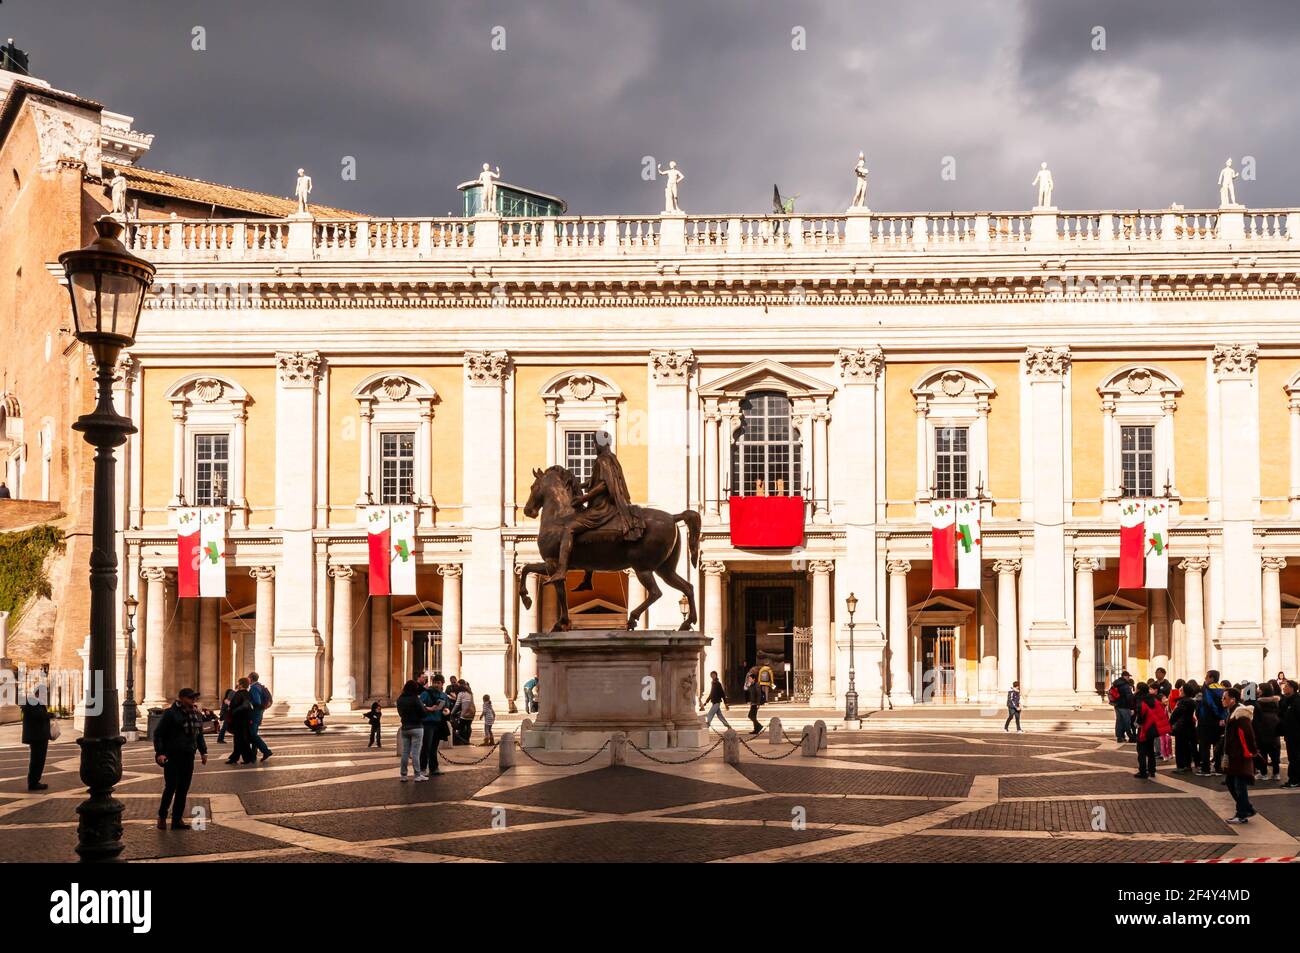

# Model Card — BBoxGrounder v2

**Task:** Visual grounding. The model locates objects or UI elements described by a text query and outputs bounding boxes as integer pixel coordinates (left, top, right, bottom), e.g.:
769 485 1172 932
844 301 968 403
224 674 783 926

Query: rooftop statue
1032 161 1055 209
519 432 699 631
851 152 869 209
1218 158 1240 208
657 160 684 212
109 169 127 216
294 168 312 213
478 163 500 213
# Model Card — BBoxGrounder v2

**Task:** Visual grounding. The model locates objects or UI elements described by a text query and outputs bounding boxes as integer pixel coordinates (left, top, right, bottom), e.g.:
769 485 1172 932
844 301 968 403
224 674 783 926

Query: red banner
177 529 200 598
728 495 804 548
368 527 391 596
931 523 956 589
1119 523 1146 588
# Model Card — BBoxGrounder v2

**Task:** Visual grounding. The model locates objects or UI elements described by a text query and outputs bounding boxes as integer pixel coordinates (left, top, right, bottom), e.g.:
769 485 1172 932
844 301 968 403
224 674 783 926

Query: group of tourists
214 671 275 765
391 674 497 780
1109 667 1300 823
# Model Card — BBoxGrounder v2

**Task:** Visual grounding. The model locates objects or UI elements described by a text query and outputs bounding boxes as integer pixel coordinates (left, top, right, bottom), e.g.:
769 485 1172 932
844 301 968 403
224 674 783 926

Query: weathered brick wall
0 499 64 530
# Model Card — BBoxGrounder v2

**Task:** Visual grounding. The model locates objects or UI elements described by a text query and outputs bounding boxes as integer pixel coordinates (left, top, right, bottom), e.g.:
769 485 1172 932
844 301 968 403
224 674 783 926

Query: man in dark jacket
20 680 52 791
1196 671 1226 775
153 688 208 830
224 678 255 765
1252 684 1282 780
1110 672 1136 743
1221 688 1258 824
1169 680 1199 773
1279 679 1300 788
418 675 450 775
744 667 763 736
701 671 730 729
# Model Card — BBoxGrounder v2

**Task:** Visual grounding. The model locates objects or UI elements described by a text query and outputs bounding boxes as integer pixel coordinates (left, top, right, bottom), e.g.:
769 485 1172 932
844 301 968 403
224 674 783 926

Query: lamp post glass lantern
844 592 859 723
679 594 690 624
59 215 155 862
122 594 139 738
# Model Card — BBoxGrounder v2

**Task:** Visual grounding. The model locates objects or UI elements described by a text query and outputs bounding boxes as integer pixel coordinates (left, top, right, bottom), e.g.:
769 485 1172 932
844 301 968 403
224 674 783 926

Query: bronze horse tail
673 509 701 569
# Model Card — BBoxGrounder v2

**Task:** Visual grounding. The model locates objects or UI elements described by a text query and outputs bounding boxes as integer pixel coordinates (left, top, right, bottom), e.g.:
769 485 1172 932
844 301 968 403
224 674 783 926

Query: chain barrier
781 729 805 746
437 738 506 767
737 732 802 761
517 739 611 767
625 736 724 764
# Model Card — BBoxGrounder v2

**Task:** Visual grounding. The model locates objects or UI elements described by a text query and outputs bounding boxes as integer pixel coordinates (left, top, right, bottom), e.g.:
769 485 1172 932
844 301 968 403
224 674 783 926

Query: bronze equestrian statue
519 434 699 632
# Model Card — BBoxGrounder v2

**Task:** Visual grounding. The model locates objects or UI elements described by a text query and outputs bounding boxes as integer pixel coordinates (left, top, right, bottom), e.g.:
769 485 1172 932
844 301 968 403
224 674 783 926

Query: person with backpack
1196 671 1227 776
1169 679 1199 773
1134 682 1170 780
247 671 274 763
1252 682 1282 781
1222 687 1258 824
451 681 476 745
224 678 256 765
1004 681 1023 732
1109 671 1136 743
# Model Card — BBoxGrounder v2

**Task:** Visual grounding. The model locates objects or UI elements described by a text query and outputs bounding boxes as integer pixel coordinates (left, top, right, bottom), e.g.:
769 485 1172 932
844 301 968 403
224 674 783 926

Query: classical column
1023 347 1074 703
1150 588 1170 675
805 560 833 705
993 559 1021 690
461 350 511 692
701 561 726 683
439 563 463 676
887 560 912 704
142 568 168 707
369 594 390 699
648 348 695 628
328 565 357 707
1180 557 1209 679
703 398 721 520
1074 557 1098 697
273 351 324 709
198 598 219 703
1262 556 1287 675
812 401 830 523
249 566 275 682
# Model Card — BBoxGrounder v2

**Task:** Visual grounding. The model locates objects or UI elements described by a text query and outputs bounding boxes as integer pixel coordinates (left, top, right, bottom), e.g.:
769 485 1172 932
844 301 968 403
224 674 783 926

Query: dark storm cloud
3 0 1297 215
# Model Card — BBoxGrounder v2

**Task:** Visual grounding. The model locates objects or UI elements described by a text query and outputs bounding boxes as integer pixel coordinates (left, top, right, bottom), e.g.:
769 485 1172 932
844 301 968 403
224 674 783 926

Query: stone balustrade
122 206 1299 263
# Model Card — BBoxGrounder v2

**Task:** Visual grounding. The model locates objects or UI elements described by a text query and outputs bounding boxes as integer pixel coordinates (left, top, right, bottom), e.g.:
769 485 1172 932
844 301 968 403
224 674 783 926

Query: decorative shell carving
1125 368 1152 395
381 376 410 401
566 375 596 401
193 378 224 402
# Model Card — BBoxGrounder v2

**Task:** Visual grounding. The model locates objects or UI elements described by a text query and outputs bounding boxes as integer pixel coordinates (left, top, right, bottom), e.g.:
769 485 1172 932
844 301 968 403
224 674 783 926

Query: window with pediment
352 373 438 508
911 368 995 505
165 374 250 525
1098 366 1181 506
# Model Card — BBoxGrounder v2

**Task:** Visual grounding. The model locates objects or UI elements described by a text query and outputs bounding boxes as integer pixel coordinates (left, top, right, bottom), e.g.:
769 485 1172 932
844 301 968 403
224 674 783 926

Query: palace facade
5 69 1300 714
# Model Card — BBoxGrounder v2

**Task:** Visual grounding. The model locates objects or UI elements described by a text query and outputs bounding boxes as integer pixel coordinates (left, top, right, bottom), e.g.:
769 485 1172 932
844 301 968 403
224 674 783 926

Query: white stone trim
538 370 623 469
909 366 995 513
351 371 438 512
1096 364 1183 515
164 372 250 527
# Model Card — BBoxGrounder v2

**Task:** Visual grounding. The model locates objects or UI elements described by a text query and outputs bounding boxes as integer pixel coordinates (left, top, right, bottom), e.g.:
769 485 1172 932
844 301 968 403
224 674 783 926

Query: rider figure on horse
547 430 644 586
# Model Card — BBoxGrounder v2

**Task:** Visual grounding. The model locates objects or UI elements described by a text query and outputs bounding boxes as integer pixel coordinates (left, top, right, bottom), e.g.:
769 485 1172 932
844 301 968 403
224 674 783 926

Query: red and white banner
389 505 417 596
1144 499 1169 590
955 499 981 591
177 507 225 598
368 506 391 596
931 501 956 590
1118 499 1146 589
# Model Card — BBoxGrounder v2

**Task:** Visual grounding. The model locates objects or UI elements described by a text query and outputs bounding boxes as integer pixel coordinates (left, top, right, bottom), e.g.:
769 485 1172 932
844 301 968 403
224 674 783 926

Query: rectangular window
933 426 968 499
379 430 415 505
193 433 229 506
564 430 597 483
1120 425 1154 497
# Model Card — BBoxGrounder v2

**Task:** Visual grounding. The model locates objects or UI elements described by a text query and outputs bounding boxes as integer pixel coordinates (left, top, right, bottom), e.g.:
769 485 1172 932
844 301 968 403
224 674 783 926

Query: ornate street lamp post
844 592 860 723
59 217 155 862
121 594 139 739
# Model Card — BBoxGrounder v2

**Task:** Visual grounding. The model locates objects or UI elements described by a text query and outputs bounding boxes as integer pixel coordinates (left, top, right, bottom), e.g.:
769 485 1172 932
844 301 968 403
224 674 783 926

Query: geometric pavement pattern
1 728 1296 863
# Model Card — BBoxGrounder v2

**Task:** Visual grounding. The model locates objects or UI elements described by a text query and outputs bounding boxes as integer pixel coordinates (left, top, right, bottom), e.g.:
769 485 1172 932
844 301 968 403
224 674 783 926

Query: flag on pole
1143 499 1169 589
177 508 201 598
955 499 982 590
368 506 391 596
198 508 226 598
389 505 417 596
931 501 957 589
1118 498 1146 589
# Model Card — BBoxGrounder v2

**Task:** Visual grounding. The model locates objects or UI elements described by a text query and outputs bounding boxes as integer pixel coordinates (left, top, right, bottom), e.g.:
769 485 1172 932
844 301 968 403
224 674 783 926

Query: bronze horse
519 465 700 631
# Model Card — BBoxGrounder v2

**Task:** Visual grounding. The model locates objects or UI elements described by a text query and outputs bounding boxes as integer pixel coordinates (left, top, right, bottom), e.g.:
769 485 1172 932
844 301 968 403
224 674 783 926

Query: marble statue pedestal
520 629 710 750
0 662 20 725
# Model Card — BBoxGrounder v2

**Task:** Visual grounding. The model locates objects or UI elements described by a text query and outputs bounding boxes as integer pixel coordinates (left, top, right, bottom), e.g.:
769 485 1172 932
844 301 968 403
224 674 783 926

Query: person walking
216 688 233 744
480 695 496 746
1253 682 1282 781
224 678 256 765
1222 687 1258 824
1279 679 1300 788
701 671 731 730
1003 681 1023 732
395 680 428 781
1109 671 1136 743
153 688 208 830
246 671 274 763
20 679 52 792
1170 679 1199 773
365 702 383 748
418 675 450 775
1196 671 1227 775
744 667 763 735
1134 682 1169 780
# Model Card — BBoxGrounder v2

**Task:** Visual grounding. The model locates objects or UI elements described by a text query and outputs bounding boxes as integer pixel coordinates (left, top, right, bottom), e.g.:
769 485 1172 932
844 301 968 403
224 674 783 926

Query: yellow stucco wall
1070 360 1207 517
513 365 648 519
1259 359 1295 516
884 363 1020 519
326 365 464 526
140 367 277 526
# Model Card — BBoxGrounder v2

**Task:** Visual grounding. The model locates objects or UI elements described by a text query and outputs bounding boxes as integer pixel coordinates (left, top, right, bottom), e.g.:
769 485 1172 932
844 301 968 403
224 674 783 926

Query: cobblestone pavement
1 729 1296 863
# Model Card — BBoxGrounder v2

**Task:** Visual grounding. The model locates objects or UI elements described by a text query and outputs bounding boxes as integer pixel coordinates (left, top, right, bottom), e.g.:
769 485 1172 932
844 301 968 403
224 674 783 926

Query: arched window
731 391 802 497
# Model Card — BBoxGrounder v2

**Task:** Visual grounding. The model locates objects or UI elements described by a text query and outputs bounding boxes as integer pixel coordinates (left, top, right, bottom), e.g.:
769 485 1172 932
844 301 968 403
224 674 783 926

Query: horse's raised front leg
517 562 550 610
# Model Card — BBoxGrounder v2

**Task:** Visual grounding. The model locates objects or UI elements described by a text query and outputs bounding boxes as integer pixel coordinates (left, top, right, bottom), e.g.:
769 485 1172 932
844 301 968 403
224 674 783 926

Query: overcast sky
3 0 1297 216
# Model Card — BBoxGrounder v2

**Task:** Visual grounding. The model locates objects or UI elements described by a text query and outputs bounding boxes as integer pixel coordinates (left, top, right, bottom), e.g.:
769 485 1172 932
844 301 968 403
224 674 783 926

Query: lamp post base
844 688 860 723
75 734 125 863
